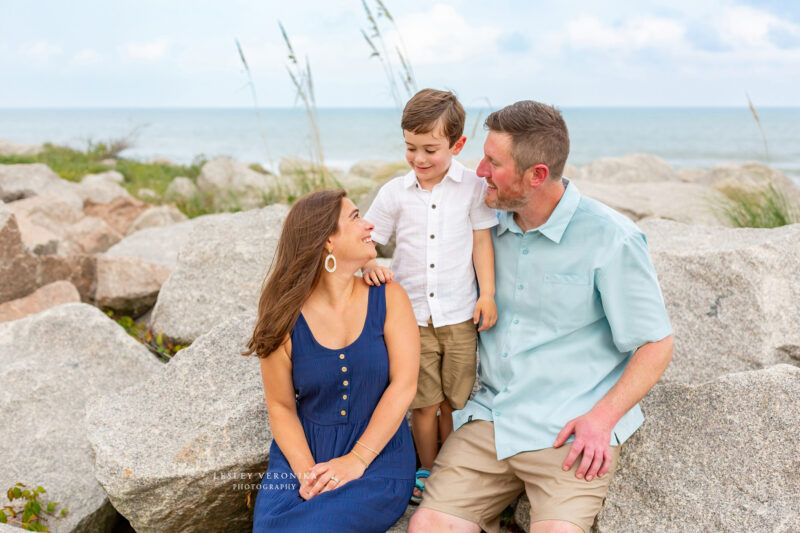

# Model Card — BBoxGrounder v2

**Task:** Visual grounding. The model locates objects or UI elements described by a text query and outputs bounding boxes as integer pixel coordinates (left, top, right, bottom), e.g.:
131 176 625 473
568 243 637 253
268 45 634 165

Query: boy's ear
451 136 467 155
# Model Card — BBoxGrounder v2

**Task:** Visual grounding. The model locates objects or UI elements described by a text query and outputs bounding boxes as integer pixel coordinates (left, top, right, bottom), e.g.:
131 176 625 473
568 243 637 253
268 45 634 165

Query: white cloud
563 15 686 50
388 4 502 65
119 38 170 62
715 6 800 49
22 41 63 62
72 48 102 66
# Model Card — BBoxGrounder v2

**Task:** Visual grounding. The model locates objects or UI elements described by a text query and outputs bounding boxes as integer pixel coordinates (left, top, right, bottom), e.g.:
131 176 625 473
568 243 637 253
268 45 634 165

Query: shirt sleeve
469 179 499 230
596 232 672 353
363 181 397 246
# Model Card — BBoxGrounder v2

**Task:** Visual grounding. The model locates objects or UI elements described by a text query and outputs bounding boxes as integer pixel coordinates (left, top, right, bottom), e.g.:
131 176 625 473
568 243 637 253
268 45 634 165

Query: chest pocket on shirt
541 272 592 332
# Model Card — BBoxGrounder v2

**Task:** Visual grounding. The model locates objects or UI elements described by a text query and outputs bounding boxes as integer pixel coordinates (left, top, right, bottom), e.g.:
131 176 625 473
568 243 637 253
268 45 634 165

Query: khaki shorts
410 319 477 410
420 420 621 533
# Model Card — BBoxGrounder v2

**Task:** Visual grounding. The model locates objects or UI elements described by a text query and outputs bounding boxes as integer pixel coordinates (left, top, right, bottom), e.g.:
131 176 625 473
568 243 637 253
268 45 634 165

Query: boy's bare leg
438 400 455 443
411 404 440 498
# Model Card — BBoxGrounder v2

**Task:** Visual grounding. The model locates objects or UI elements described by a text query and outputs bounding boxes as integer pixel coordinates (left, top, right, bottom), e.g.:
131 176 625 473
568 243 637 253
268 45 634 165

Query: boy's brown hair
484 100 570 179
401 88 465 147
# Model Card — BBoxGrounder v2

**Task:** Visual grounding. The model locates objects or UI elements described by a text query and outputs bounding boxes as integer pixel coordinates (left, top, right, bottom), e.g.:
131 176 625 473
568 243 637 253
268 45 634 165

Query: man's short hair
402 88 465 147
484 101 570 178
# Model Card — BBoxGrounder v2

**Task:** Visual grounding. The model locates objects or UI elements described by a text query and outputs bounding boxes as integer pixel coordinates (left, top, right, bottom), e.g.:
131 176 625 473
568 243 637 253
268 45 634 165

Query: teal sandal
410 468 431 505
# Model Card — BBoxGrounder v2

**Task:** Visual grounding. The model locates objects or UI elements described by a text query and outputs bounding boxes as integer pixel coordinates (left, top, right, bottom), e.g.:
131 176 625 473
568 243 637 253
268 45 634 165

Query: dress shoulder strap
368 283 387 331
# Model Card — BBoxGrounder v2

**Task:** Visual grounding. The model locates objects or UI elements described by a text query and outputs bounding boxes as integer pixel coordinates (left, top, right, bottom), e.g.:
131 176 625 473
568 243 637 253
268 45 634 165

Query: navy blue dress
253 284 415 532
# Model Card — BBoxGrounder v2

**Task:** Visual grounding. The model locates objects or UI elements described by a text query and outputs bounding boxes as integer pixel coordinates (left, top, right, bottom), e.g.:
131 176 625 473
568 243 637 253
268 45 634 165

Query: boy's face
403 124 466 186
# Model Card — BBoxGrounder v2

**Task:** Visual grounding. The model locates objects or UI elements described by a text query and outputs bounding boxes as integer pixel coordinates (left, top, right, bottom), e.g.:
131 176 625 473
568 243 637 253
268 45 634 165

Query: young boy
362 88 497 503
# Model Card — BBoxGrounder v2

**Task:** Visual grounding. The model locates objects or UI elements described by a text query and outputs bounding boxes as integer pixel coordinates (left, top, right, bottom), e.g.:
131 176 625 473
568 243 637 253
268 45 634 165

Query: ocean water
1 107 798 181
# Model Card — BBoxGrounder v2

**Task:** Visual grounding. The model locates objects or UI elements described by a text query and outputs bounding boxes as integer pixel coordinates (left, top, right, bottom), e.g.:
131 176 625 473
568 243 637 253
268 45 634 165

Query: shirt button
431 204 437 209
343 394 348 400
430 234 435 239
503 387 509 392
503 352 508 358
513 319 519 325
343 380 349 386
429 292 434 297
522 249 529 255
341 410 346 416
341 366 347 372
518 284 524 290
495 411 501 417
339 354 345 359
430 263 434 268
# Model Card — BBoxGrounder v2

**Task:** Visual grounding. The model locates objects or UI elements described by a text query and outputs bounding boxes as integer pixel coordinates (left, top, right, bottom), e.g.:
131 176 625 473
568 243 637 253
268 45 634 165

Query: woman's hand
300 452 368 499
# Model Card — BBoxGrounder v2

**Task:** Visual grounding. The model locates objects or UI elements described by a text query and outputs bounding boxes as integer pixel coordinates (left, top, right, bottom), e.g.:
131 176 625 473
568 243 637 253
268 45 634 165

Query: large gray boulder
0 202 37 302
149 205 289 344
0 163 83 210
5 194 84 255
595 365 800 532
576 180 728 226
641 219 800 384
197 157 279 211
86 314 269 533
576 154 680 183
77 172 131 205
698 161 800 202
0 303 161 533
163 176 199 203
105 216 210 270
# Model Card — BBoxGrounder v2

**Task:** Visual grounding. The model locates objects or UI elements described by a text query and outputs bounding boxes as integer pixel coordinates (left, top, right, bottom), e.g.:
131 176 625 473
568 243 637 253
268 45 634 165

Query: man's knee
408 508 480 533
529 519 584 533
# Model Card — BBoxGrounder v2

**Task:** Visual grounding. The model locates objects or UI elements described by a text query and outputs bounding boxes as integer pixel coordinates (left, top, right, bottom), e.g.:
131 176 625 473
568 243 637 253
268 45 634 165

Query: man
408 101 674 533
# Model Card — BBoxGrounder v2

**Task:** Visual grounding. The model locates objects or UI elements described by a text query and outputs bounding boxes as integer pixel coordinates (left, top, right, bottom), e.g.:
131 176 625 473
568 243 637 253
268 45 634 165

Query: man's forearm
591 335 674 426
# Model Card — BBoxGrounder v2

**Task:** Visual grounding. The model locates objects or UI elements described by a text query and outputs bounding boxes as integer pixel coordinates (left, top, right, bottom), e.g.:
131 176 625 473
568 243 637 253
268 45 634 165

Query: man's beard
485 177 529 211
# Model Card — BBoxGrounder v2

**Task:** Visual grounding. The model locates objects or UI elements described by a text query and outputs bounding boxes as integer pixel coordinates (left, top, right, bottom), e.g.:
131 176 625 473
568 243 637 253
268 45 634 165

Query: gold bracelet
351 450 369 467
356 440 379 456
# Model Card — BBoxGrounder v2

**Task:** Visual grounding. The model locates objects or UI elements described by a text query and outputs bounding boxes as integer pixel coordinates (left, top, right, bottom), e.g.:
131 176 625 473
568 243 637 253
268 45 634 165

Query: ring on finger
329 475 339 485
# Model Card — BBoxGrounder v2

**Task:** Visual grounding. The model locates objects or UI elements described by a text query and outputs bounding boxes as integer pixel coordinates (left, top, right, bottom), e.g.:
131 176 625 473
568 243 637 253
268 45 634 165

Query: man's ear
451 136 467 155
525 164 550 188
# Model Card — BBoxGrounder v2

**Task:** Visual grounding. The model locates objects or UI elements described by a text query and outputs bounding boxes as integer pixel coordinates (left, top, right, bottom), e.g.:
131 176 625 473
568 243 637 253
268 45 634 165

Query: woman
245 190 419 532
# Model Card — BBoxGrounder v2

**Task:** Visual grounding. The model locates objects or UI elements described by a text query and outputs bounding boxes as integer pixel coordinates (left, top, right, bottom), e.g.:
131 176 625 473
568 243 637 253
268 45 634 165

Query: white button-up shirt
365 160 498 327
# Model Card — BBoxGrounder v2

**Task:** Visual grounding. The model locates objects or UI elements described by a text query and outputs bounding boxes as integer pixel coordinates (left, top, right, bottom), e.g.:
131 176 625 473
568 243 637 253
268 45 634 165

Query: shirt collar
496 178 580 243
403 159 465 189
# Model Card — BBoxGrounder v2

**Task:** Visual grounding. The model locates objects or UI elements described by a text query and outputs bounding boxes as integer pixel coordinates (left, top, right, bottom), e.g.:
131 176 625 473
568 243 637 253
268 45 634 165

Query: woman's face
328 197 376 266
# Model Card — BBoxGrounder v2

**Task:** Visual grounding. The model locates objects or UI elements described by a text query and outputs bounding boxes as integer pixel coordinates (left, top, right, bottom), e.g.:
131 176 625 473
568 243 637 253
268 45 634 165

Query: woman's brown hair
243 189 347 358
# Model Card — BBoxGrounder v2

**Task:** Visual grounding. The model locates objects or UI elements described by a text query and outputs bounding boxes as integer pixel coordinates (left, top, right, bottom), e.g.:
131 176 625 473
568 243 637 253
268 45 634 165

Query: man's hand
362 265 394 286
553 408 617 482
473 295 497 332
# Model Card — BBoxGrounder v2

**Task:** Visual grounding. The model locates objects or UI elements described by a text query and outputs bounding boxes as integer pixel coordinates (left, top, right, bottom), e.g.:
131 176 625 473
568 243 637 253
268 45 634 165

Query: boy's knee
414 404 440 416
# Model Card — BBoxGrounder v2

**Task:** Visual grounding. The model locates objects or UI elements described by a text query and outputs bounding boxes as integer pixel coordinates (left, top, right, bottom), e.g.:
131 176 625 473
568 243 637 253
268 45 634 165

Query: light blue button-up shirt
453 179 672 460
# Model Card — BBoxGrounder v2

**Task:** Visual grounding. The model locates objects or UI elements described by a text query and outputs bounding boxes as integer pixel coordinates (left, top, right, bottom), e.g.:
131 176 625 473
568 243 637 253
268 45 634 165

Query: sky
2 0 800 108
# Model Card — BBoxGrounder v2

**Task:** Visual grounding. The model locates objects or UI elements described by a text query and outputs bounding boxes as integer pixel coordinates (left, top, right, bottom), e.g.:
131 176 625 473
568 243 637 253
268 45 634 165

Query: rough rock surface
94 256 172 315
576 154 680 183
0 163 83 210
641 219 800 384
86 314 269 533
595 365 800 532
164 176 199 202
197 157 279 210
149 205 289 343
0 202 37 302
126 204 187 235
576 180 728 226
0 303 161 533
77 172 131 204
699 161 800 202
0 280 80 323
64 216 123 254
105 216 209 270
84 196 151 236
5 195 84 255
136 188 160 202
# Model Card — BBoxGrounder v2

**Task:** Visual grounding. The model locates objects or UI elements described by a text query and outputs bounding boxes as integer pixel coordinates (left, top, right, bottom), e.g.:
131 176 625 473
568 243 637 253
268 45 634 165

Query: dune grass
716 182 799 228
